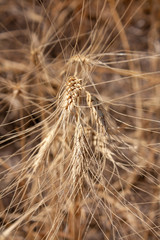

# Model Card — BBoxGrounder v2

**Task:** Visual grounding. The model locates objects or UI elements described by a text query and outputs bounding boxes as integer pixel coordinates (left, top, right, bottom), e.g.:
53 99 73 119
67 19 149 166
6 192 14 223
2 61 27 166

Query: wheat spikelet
62 76 83 111
86 91 108 133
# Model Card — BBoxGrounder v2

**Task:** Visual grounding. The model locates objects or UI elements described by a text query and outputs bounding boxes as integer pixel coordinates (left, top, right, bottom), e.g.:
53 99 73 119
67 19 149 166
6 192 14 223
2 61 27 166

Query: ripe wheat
0 0 160 239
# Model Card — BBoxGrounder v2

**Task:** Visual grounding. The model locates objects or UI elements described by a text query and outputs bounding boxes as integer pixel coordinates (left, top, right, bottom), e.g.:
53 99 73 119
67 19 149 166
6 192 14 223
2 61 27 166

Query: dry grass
0 0 160 239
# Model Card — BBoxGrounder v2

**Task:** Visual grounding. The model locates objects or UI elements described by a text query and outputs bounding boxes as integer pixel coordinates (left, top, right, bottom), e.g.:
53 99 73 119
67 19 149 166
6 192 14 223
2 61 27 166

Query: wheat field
0 0 160 239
